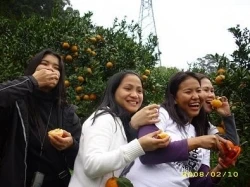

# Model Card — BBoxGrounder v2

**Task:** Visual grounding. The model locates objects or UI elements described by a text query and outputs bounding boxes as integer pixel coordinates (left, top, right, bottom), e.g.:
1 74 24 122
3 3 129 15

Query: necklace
36 105 53 157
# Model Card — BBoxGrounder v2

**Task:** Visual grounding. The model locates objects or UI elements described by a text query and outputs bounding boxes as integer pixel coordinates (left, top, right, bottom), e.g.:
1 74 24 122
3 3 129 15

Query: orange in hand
156 132 169 139
211 99 223 108
48 128 63 137
219 140 241 168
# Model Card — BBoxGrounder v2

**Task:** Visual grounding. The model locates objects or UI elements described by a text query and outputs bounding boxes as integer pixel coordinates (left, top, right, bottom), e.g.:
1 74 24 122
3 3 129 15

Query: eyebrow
124 84 142 88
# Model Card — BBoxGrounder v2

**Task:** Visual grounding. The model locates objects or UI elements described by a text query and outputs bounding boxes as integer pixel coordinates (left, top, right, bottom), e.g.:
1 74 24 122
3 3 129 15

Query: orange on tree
89 93 97 100
87 68 92 74
62 42 70 49
89 37 97 43
106 62 113 68
65 55 73 62
64 80 70 87
83 94 90 100
96 34 102 41
86 48 92 53
77 76 84 82
141 75 148 81
215 75 225 85
76 95 81 101
71 45 78 53
211 99 223 108
217 68 226 75
91 51 97 56
144 69 150 76
216 126 225 135
73 52 78 57
75 86 83 93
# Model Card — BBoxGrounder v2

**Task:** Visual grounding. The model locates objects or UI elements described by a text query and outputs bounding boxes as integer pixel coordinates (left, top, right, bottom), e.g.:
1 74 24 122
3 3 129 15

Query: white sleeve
79 114 144 178
201 149 210 167
208 122 219 135
155 107 170 130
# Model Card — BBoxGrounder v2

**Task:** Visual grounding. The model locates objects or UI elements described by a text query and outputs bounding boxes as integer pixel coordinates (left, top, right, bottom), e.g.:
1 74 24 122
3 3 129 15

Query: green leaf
117 177 134 187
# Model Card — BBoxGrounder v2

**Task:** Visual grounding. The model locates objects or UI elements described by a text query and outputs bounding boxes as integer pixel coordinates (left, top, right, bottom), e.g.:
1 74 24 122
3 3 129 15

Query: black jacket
0 76 82 187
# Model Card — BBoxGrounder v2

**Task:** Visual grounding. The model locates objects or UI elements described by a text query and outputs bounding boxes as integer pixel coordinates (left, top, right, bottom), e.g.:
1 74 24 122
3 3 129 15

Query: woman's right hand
138 130 170 152
130 104 160 129
32 69 59 88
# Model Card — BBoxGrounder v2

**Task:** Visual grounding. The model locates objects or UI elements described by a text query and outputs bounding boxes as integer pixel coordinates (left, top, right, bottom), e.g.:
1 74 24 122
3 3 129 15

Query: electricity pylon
139 0 161 66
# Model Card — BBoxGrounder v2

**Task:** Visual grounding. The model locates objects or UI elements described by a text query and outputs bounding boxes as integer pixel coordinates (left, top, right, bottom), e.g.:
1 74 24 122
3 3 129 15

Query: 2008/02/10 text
182 171 238 178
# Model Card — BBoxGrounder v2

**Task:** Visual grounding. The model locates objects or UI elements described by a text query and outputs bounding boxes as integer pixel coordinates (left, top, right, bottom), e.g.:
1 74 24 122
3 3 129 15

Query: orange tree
189 25 250 186
0 7 164 121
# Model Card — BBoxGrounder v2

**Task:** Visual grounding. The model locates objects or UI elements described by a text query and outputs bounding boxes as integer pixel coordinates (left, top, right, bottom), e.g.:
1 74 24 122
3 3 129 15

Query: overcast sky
70 0 250 70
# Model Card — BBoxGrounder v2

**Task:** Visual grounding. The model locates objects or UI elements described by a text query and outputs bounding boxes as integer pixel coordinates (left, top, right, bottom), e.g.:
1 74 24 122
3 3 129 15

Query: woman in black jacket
0 49 82 187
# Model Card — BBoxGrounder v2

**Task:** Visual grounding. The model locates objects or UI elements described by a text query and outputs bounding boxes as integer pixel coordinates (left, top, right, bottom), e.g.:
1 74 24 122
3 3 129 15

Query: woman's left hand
215 96 232 117
48 130 73 151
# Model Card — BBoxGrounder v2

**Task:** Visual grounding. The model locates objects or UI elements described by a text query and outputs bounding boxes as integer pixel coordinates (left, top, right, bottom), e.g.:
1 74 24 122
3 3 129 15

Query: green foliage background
0 1 249 186
189 25 250 187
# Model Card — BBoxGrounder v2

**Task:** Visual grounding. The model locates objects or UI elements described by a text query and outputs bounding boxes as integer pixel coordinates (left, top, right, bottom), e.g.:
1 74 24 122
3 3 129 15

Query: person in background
0 49 82 187
196 73 239 145
126 71 232 187
69 70 170 187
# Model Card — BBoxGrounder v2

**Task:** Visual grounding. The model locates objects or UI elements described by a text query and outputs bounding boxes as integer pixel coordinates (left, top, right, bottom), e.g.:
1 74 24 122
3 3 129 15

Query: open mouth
127 101 139 106
189 102 200 109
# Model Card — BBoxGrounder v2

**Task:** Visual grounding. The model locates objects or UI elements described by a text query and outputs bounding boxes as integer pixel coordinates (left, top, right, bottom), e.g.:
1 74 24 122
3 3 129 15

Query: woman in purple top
126 71 233 187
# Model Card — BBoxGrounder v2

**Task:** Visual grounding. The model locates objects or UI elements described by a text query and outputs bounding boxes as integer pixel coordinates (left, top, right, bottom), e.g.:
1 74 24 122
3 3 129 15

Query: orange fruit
141 75 148 81
87 68 92 74
77 76 84 82
86 48 92 53
216 126 225 135
83 94 90 100
91 51 97 56
62 42 70 49
96 34 102 41
89 37 97 43
76 95 81 101
144 69 150 76
89 93 97 100
215 75 225 85
75 86 83 93
156 132 169 139
71 45 78 52
48 128 63 137
217 68 226 75
105 177 118 187
65 55 73 62
73 52 78 57
64 80 70 87
211 99 223 108
106 62 113 68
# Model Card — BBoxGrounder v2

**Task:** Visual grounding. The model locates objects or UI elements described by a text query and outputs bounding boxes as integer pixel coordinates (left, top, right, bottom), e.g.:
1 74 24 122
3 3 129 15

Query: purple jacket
138 124 219 187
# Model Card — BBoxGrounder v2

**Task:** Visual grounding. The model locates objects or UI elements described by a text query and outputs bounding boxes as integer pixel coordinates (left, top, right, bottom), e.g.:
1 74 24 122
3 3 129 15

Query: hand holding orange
219 140 241 168
48 128 63 137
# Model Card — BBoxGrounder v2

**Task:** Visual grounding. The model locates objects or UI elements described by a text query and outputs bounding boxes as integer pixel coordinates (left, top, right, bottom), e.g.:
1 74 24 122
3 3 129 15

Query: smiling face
115 74 143 114
200 78 215 113
175 77 203 119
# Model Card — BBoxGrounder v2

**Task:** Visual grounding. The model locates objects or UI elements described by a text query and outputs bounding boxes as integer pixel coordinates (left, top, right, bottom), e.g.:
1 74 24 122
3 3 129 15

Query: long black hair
24 49 67 127
161 71 208 136
195 72 213 135
92 70 144 142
